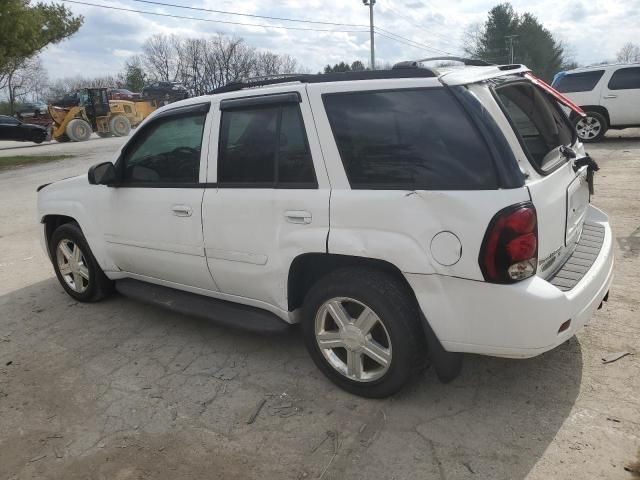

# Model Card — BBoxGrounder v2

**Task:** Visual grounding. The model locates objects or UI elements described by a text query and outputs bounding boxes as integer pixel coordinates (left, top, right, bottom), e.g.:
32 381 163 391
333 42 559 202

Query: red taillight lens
506 233 537 262
479 202 538 283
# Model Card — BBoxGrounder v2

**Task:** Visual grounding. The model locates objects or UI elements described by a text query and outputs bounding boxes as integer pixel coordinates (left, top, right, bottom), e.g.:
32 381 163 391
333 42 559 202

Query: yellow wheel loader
48 88 158 142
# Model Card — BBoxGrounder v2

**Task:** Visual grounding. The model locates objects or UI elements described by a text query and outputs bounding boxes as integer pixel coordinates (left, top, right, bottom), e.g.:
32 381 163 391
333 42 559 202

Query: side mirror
88 162 117 186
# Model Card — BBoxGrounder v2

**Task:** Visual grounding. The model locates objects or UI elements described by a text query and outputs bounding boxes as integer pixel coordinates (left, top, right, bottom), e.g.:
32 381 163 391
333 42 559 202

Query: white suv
37 60 613 397
552 63 640 142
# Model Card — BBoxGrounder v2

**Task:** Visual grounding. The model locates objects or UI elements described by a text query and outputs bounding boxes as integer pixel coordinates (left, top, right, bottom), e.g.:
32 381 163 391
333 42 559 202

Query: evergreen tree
464 3 566 81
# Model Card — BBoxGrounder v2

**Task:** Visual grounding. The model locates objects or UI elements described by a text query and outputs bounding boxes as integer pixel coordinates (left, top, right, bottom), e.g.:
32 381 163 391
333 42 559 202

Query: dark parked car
50 92 79 108
141 81 188 101
0 115 48 143
17 101 49 116
107 88 139 101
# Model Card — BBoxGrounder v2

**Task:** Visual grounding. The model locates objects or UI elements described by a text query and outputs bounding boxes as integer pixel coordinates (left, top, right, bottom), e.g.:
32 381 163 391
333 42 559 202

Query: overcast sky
39 0 640 80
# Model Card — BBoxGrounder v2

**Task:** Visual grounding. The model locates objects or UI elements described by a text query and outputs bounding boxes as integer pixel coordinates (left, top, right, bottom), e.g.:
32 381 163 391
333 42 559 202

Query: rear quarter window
608 67 640 90
554 70 604 93
322 88 498 190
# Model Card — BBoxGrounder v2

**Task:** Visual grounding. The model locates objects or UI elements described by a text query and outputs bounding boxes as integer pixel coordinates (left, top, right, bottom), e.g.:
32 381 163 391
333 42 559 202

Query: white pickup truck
37 60 613 397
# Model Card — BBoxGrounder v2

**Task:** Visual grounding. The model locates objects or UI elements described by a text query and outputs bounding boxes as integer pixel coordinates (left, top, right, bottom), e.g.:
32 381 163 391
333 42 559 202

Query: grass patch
0 154 73 171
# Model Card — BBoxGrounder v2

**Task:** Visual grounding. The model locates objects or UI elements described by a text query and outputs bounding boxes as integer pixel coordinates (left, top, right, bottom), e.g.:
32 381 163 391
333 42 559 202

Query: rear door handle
172 205 193 217
603 94 617 99
285 210 312 224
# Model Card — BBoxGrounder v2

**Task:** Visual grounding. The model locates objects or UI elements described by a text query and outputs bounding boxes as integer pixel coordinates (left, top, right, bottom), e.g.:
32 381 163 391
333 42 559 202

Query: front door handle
603 94 618 99
285 210 312 224
172 205 193 217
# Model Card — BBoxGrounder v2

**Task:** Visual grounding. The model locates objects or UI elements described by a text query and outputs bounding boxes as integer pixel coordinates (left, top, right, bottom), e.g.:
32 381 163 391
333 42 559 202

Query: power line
126 0 368 28
375 27 455 55
61 0 370 33
374 29 453 55
62 0 457 59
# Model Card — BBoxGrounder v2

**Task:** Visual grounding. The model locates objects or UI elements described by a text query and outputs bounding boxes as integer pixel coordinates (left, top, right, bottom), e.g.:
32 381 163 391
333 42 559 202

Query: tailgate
492 76 592 280
527 161 590 278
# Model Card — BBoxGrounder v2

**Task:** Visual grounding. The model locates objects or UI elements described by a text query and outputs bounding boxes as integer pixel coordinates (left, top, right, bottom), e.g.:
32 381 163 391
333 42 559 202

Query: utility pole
363 0 376 69
505 34 519 64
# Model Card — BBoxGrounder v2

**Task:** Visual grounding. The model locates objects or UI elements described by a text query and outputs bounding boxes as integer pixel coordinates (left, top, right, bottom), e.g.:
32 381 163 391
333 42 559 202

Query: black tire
109 115 131 137
573 111 608 143
301 267 422 398
50 223 114 302
66 118 92 142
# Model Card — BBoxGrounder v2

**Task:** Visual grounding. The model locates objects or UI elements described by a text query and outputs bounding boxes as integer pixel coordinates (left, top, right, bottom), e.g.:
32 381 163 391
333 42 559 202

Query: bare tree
462 22 484 58
2 57 48 113
46 75 120 100
142 34 181 81
137 32 306 94
616 42 640 63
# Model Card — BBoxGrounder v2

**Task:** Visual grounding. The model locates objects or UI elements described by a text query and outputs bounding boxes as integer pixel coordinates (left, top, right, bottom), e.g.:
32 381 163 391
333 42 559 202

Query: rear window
322 88 497 190
553 70 604 93
608 67 640 90
496 82 574 173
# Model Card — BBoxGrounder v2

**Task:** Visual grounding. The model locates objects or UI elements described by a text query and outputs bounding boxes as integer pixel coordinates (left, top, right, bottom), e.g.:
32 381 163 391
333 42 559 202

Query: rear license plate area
566 168 589 245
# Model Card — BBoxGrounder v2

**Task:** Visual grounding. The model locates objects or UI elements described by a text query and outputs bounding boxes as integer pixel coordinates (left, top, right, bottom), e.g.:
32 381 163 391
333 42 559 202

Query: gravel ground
0 131 639 480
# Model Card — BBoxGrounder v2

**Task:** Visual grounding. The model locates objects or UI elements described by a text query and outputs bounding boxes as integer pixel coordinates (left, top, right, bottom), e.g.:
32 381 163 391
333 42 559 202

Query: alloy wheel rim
576 116 601 140
314 297 392 382
56 239 90 293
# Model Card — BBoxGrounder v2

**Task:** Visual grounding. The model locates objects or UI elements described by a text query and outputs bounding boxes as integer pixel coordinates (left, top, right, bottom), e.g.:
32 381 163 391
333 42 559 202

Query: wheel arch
571 105 610 126
287 253 417 313
42 214 78 258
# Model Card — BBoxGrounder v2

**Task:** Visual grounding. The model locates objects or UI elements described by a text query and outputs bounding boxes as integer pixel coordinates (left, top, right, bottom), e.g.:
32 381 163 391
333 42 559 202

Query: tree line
46 33 304 101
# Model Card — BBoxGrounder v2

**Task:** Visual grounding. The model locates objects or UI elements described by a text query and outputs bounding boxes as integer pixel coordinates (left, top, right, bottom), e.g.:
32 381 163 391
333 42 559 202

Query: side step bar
115 279 291 334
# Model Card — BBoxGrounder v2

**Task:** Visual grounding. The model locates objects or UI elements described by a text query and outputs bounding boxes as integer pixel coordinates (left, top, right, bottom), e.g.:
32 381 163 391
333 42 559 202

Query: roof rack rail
209 68 438 95
211 74 313 94
393 56 493 68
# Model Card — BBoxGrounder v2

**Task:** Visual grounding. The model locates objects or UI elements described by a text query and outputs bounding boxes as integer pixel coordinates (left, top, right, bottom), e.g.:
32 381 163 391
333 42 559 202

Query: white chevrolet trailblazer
37 58 613 397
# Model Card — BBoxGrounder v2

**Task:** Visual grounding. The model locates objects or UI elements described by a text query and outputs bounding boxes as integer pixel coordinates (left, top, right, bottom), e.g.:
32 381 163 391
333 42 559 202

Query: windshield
495 81 575 173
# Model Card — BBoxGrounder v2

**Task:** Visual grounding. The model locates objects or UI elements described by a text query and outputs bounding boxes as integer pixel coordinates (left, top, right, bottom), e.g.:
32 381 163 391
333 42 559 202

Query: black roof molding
209 68 438 95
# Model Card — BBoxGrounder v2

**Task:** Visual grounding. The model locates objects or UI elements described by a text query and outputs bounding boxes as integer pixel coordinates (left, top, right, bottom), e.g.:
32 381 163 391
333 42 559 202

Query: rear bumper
406 205 613 358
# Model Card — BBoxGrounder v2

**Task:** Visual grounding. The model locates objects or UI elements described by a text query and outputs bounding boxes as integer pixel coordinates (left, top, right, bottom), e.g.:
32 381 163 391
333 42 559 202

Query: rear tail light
479 202 538 283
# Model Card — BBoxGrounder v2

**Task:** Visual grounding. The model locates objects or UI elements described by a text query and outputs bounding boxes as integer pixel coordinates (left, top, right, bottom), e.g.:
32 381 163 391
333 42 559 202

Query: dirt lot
0 132 639 480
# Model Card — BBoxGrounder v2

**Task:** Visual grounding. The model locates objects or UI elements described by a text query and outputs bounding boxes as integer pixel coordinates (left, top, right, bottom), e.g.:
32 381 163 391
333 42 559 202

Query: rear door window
322 88 497 190
608 67 640 90
495 82 575 173
218 103 317 187
553 71 604 93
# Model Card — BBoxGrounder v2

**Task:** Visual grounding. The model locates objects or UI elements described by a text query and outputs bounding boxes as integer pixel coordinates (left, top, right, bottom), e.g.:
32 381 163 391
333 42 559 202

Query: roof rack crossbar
399 56 494 67
209 68 438 95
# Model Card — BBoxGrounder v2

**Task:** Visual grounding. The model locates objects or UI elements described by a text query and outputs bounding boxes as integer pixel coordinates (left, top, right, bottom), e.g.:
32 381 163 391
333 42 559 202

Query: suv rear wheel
50 223 114 302
302 268 421 398
574 111 607 143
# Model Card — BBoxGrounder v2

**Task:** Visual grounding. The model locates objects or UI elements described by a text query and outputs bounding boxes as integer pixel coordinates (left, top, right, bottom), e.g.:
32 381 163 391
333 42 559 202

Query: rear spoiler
524 72 586 117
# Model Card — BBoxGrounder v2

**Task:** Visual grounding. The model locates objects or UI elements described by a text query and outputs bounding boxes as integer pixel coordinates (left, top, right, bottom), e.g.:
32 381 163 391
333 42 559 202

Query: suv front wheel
50 223 114 302
302 268 422 398
574 111 608 143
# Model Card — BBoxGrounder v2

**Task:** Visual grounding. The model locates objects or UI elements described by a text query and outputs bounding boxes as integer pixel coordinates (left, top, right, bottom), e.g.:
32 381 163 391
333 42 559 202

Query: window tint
122 111 206 184
218 103 316 186
608 67 640 90
322 88 497 190
553 70 604 93
0 116 19 125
